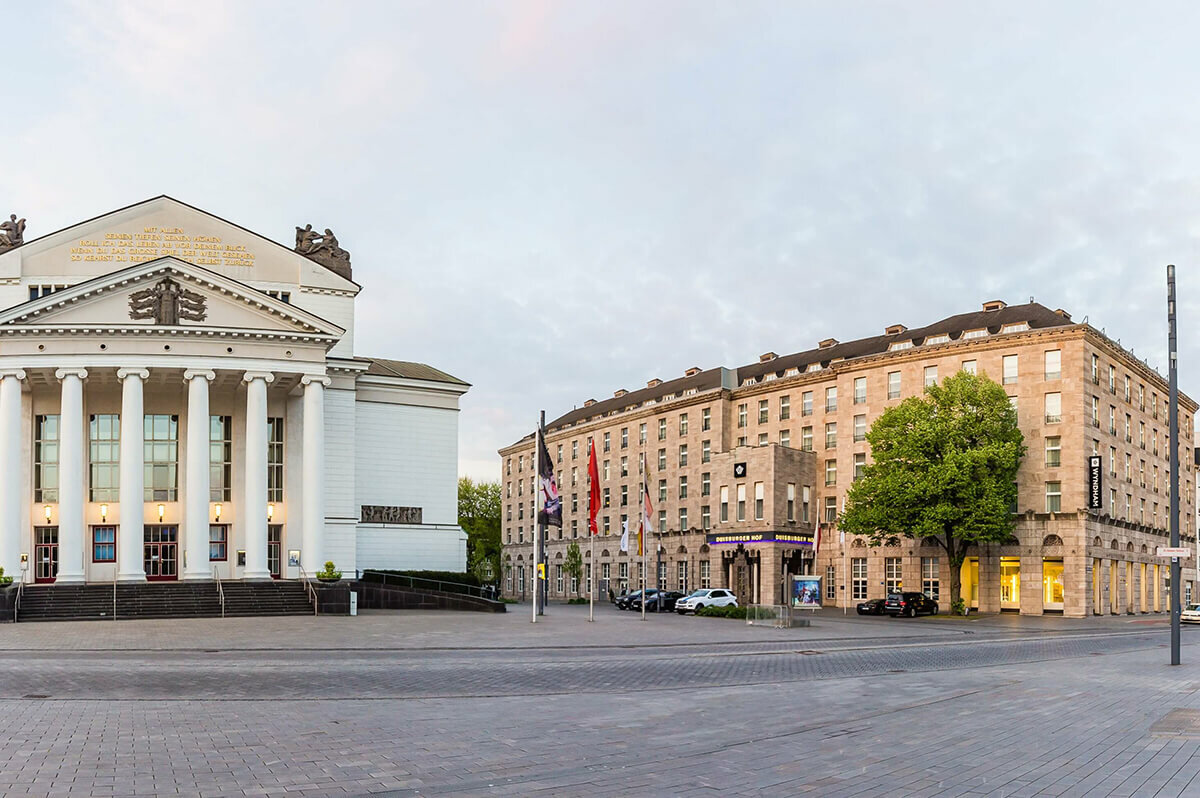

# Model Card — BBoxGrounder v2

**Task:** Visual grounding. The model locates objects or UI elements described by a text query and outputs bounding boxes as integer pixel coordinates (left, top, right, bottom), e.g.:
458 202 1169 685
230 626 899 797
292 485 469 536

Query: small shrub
567 597 589 605
0 567 11 586
316 561 342 580
951 598 968 616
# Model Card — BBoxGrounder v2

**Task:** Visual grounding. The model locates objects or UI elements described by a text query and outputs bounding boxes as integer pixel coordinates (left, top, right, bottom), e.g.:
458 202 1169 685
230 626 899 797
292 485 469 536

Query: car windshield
687 590 710 597
1188 604 1200 612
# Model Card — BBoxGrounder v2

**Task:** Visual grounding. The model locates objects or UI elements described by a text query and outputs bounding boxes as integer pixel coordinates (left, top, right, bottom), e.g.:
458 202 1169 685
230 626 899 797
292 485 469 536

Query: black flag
537 427 562 527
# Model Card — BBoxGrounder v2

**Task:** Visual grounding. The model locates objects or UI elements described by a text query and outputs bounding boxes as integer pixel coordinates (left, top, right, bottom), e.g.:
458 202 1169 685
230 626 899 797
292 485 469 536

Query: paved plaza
2 605 1200 797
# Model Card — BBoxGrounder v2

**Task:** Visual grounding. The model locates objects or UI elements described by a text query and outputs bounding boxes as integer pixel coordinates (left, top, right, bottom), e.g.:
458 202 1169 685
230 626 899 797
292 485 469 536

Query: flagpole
533 418 541 624
641 450 647 622
588 438 595 623
539 409 547 618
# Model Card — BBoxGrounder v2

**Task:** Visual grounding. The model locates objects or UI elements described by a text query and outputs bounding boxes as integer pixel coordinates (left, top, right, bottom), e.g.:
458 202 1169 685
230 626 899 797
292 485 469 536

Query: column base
117 572 147 583
182 571 213 581
54 573 86 584
241 570 273 581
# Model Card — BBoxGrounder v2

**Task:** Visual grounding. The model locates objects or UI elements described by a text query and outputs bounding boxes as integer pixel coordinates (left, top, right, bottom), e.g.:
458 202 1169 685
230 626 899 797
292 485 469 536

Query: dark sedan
642 590 685 613
618 589 657 610
856 598 887 615
885 591 939 617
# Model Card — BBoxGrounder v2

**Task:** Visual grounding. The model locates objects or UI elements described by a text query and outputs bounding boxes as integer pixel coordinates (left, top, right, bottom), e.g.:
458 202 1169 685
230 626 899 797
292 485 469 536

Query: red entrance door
34 526 58 583
143 525 178 581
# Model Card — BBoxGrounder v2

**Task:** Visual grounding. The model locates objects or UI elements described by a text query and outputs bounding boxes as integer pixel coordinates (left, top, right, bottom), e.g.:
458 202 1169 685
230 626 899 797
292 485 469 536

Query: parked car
675 588 739 614
885 591 939 617
643 590 685 613
627 589 662 611
1182 603 1200 624
618 589 656 610
856 598 887 616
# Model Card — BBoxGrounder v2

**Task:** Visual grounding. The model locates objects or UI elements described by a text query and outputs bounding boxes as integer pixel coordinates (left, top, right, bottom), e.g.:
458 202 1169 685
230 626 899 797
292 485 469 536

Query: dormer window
962 329 987 340
806 363 822 373
889 340 914 351
785 368 799 377
763 374 777 382
924 334 950 345
1001 322 1030 334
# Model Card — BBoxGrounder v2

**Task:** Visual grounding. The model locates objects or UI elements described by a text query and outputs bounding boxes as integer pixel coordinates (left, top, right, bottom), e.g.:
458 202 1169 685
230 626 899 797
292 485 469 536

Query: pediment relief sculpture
128 276 207 325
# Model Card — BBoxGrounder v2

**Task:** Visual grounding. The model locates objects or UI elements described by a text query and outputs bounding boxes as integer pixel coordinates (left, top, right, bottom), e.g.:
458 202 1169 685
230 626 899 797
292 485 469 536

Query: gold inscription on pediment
69 226 257 268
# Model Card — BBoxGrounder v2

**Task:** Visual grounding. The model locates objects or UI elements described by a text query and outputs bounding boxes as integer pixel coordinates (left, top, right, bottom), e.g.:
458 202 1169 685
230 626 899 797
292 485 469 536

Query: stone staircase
15 580 313 622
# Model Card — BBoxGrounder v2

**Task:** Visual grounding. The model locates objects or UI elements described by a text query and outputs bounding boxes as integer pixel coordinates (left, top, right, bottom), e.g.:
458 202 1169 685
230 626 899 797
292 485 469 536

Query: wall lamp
214 503 222 522
99 504 108 523
157 503 166 522
267 503 275 521
43 505 52 523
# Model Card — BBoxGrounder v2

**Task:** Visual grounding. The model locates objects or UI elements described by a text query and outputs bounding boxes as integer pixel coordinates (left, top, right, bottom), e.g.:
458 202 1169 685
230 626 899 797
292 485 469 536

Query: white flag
620 519 630 553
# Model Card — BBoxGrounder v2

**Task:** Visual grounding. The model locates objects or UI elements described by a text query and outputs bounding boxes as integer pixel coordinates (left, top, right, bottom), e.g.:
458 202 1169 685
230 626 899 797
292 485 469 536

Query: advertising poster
792 576 822 609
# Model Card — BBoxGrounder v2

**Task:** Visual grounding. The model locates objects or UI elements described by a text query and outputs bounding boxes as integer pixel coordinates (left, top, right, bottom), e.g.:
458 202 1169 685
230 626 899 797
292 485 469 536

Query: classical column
183 370 216 580
54 368 88 584
117 368 149 582
300 375 330 575
0 370 25 580
242 371 274 580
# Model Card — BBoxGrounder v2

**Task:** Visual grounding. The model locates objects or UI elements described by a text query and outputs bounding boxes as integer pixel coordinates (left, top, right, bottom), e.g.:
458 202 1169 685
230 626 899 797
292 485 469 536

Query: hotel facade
500 301 1197 618
0 196 468 587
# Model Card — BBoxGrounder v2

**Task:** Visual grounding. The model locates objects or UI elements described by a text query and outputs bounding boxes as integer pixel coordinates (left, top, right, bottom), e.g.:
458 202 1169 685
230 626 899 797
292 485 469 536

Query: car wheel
907 606 916 618
695 604 704 612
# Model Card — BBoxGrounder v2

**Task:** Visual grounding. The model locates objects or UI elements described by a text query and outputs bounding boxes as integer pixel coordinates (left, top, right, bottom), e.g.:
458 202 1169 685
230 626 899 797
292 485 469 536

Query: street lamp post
1168 264 1182 666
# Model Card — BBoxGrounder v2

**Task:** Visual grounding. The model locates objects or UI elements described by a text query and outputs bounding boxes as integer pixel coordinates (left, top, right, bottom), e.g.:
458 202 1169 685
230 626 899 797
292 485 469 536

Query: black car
885 591 938 617
618 589 656 610
643 591 685 613
627 589 662 611
856 598 887 615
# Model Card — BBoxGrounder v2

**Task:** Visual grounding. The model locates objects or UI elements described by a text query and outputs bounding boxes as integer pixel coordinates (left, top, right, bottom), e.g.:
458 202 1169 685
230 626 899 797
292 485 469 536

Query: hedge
697 605 748 619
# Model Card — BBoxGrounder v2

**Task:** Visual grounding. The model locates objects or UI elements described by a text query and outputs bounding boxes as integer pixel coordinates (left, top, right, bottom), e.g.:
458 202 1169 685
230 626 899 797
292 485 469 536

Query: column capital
184 369 217 382
243 370 275 384
0 369 26 380
54 368 88 381
117 367 150 382
300 375 331 387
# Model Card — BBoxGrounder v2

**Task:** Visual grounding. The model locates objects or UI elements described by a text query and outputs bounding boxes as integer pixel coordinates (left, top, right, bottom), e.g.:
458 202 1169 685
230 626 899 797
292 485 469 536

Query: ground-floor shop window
586 563 592 593
921 557 939 600
677 561 687 592
658 561 667 589
556 564 563 594
601 562 610 592
852 557 867 599
825 565 836 600
518 565 525 594
884 557 902 593
619 561 629 591
1001 556 1021 609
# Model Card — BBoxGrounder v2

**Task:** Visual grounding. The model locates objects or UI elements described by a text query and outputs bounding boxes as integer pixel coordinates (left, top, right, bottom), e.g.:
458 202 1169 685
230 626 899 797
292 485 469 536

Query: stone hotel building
500 300 1197 618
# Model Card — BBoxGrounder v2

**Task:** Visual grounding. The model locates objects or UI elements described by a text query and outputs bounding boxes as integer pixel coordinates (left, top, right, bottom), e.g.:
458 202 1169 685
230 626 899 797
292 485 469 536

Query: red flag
587 439 601 535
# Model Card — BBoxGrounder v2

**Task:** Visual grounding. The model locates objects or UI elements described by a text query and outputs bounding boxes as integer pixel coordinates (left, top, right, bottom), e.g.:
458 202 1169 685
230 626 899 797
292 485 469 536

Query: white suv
676 588 738 614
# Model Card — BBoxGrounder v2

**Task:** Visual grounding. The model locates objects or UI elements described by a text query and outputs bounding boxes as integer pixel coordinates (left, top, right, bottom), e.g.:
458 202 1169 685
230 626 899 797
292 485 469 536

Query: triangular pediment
0 258 345 340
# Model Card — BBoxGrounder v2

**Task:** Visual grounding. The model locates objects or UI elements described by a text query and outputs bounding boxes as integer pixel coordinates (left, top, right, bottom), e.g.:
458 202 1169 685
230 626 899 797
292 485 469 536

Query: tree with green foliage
458 477 502 586
564 541 583 598
839 371 1025 607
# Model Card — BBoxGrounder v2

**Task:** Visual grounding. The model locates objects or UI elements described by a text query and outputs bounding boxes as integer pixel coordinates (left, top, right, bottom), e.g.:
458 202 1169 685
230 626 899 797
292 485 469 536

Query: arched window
1043 535 1063 547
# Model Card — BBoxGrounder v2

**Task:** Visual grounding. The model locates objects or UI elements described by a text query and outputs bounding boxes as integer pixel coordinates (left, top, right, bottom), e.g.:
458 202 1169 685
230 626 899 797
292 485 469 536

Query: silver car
675 588 739 614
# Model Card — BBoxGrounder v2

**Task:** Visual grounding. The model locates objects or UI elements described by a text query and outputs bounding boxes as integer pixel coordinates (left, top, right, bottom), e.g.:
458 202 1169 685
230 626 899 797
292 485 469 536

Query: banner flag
536 425 562 527
639 463 653 557
587 439 601 535
620 518 630 552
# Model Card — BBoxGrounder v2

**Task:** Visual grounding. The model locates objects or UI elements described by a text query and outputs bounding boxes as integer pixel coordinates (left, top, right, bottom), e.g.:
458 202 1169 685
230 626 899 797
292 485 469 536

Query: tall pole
539 410 548 616
1168 265 1181 666
588 437 595 623
641 450 647 622
533 418 541 624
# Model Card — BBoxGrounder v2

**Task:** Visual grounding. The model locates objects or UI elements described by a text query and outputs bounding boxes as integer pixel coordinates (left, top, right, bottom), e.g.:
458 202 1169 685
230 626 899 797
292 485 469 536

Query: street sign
733 462 747 478
1157 547 1193 559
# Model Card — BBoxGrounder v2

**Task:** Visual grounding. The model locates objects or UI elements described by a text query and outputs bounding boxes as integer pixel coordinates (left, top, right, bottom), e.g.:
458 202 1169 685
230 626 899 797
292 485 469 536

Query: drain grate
1151 709 1200 738
23 694 49 699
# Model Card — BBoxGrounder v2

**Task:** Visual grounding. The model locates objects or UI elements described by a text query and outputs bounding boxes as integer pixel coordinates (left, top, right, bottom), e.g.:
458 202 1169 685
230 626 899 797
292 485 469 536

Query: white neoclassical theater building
0 196 468 586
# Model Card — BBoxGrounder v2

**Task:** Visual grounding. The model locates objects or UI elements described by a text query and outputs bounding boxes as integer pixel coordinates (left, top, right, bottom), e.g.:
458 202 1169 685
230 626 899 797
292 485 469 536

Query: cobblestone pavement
2 605 1199 797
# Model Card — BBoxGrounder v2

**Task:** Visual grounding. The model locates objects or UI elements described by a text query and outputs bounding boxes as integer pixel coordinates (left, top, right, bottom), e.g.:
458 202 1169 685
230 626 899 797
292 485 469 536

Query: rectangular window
924 365 938 388
1003 354 1018 384
962 359 977 375
885 558 902 593
1044 393 1062 424
1124 375 1131 402
854 414 866 442
1109 406 1116 435
720 486 729 522
556 564 564 594
758 399 769 424
700 560 711 589
787 483 795 522
89 414 120 502
825 496 837 523
639 423 646 444
825 387 837 412
678 507 688 530
736 484 746 522
802 391 813 416
1045 436 1061 467
779 395 791 420
1091 354 1099 383
572 441 579 459
658 449 666 471
780 429 790 448
620 456 628 477
922 557 939 600
620 428 628 448
701 505 711 530
701 407 711 431
92 526 116 563
1091 396 1099 427
825 458 837 486
1045 481 1062 513
679 414 688 436
1044 350 1061 380
1109 365 1116 393
267 417 284 502
658 419 666 441
144 414 179 502
677 561 687 592
757 432 768 446
852 558 868 600
854 377 866 404
701 472 711 497
854 453 866 480
209 524 228 561
802 485 811 523
620 485 628 506
34 414 60 503
209 415 232 502
826 566 837 600
738 404 747 428
825 422 837 449
801 426 813 451
888 371 901 399
679 475 688 499
754 482 764 520
603 432 611 452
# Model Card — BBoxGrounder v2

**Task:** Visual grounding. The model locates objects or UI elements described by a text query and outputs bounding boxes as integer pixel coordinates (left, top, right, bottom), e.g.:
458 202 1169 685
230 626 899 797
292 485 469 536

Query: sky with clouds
3 1 1200 480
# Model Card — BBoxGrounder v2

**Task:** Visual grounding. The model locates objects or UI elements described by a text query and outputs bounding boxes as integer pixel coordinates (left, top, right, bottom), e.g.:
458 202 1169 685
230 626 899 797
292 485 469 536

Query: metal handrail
299 566 318 616
13 579 23 622
213 566 225 619
359 570 492 600
112 573 117 621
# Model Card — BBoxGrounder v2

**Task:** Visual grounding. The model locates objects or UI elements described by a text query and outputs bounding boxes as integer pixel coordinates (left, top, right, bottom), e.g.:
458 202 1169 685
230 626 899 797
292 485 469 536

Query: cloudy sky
3 1 1200 480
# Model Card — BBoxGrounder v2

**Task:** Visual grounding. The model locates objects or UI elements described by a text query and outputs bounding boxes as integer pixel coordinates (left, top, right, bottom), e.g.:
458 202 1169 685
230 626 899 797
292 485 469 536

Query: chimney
818 338 838 349
983 300 1007 312
613 389 627 398
647 378 662 388
1054 308 1072 321
885 324 907 335
684 367 702 377
759 352 777 363
583 398 597 407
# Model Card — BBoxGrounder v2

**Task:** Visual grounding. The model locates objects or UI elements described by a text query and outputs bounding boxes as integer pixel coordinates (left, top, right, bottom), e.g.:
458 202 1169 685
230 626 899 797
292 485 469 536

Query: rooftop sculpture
295 223 352 280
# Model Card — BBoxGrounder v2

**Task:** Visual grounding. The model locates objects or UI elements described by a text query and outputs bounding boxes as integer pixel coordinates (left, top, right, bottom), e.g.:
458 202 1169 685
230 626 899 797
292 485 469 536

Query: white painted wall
356 525 466 571
355 401 459 525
